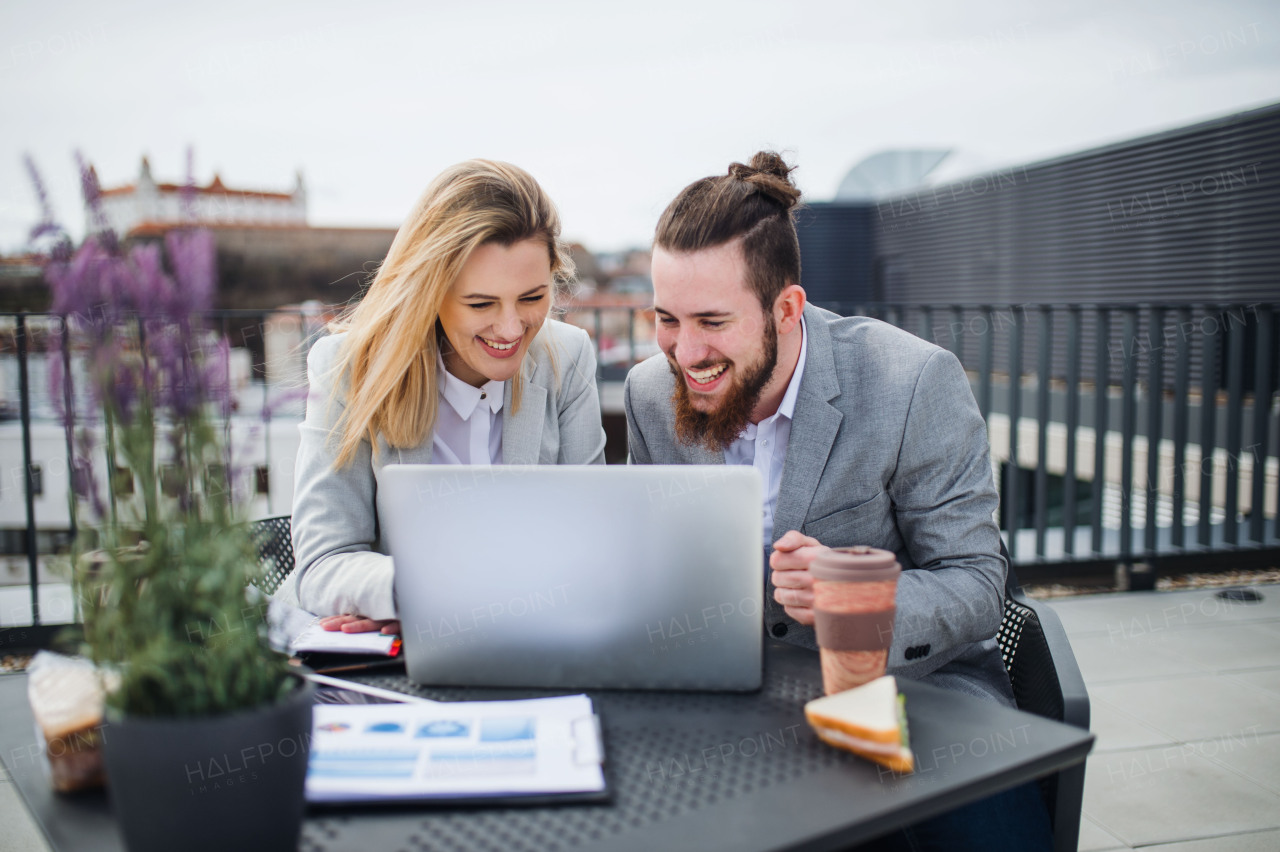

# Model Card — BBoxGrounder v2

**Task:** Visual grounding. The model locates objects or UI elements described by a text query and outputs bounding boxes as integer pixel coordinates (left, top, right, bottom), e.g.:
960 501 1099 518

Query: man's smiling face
651 241 780 450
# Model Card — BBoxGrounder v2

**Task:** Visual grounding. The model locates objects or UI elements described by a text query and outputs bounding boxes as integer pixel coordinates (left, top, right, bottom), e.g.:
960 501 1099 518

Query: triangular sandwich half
804 675 913 773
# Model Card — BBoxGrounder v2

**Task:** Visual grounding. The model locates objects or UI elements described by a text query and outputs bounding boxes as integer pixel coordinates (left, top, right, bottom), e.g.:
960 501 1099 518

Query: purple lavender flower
164 228 216 319
23 155 72 260
201 335 233 419
74 152 117 254
47 333 66 424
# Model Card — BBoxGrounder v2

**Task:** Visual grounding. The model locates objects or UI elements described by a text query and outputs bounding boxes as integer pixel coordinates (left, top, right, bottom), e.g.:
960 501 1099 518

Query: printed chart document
307 694 606 805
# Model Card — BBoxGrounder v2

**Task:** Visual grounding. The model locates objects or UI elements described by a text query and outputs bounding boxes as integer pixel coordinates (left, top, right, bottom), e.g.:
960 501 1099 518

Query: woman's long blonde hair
326 160 574 469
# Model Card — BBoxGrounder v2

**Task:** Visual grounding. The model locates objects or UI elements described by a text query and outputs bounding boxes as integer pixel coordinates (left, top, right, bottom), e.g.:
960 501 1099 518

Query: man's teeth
687 364 728 384
482 337 517 351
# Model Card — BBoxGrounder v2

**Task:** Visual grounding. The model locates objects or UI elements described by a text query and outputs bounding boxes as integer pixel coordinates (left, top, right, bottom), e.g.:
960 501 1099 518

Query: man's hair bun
655 150 803 312
727 151 801 210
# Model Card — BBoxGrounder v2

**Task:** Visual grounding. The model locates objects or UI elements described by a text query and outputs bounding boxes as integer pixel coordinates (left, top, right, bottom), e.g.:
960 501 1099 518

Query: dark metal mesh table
1 641 1093 852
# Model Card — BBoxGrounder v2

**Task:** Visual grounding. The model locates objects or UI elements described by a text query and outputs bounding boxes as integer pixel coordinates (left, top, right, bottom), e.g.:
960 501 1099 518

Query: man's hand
319 614 401 635
769 530 825 625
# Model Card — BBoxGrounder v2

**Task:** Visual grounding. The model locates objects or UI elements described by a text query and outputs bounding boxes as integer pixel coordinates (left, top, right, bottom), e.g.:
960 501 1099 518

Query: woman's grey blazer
278 319 607 620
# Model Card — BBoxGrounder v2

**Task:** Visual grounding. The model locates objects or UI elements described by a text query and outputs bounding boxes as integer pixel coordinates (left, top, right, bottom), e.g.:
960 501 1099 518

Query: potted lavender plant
31 156 311 852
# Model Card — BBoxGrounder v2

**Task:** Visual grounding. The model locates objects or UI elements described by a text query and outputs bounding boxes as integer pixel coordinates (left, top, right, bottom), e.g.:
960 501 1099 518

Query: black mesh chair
249 515 296 596
995 541 1091 852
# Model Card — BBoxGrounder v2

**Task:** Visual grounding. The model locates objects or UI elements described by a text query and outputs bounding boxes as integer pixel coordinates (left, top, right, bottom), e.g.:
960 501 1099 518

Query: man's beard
668 317 779 452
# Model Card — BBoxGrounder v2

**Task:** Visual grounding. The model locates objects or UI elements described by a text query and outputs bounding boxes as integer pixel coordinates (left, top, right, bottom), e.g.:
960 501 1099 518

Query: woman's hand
318 614 401 635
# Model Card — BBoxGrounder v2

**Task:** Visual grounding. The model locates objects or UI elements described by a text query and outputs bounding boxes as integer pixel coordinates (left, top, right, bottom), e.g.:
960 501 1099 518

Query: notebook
378 465 764 691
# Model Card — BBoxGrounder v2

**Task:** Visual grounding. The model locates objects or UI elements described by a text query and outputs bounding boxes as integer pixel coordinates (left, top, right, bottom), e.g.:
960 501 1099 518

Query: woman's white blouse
433 359 504 465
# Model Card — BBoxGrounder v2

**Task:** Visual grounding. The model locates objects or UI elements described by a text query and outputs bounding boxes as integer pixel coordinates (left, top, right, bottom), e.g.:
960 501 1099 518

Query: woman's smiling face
437 238 552 387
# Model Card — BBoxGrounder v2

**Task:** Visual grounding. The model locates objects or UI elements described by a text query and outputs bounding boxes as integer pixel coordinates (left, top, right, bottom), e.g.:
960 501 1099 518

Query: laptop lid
379 465 763 691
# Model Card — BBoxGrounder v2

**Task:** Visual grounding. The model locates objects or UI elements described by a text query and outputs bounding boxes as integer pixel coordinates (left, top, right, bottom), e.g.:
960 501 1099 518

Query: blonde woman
279 160 606 632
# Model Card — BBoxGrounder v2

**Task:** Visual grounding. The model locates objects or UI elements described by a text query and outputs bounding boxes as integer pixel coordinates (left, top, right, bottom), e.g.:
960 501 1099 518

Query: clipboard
304 686 609 808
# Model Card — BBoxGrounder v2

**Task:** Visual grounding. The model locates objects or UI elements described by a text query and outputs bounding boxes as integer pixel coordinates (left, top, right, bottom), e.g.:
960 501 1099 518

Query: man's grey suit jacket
624 303 1015 706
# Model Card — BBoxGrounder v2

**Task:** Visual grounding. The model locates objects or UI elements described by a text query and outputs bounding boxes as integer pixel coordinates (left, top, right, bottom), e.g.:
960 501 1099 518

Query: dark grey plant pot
102 675 315 852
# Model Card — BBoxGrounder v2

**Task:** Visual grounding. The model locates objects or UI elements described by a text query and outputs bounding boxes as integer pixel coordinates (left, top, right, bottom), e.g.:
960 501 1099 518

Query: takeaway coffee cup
811 546 901 695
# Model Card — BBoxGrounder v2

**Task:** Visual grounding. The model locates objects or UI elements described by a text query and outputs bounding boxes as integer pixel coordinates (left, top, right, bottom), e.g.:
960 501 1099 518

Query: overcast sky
2 0 1278 254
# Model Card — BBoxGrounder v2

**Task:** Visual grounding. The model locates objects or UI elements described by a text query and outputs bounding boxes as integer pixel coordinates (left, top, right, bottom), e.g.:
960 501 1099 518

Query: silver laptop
378 465 763 691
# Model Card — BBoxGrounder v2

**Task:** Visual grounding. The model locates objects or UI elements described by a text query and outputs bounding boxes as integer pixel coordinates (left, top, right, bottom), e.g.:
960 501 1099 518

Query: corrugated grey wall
871 103 1280 305
798 104 1280 389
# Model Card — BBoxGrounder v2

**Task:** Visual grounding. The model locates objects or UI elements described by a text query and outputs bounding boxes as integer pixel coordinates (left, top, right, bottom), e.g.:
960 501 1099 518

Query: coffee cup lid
810 546 901 582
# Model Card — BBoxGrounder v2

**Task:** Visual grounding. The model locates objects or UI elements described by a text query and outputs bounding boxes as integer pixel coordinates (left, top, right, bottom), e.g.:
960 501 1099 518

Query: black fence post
1145 306 1165 556
1120 308 1138 561
1035 306 1051 559
1251 307 1274 544
1091 307 1111 556
1005 307 1023 561
17 313 41 628
60 315 76 549
1198 306 1220 548
1172 306 1192 549
978 305 994 426
1063 306 1081 556
1223 305 1245 546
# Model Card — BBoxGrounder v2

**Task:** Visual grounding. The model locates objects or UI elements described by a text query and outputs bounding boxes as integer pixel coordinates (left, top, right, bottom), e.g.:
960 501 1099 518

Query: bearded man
623 152 1053 852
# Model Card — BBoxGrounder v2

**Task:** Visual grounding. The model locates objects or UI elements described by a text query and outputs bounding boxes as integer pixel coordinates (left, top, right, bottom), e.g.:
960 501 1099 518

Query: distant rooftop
89 155 307 237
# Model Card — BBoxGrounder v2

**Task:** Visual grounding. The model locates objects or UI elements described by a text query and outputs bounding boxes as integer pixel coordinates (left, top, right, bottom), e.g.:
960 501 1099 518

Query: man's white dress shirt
723 318 807 549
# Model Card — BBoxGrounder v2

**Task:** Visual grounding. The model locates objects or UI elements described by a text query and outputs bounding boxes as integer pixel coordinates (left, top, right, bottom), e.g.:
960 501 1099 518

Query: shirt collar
732 315 808 443
438 355 504 419
774 315 807 423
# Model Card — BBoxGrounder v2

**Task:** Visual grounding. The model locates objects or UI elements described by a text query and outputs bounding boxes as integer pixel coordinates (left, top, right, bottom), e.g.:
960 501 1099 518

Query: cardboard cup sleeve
810 547 901 695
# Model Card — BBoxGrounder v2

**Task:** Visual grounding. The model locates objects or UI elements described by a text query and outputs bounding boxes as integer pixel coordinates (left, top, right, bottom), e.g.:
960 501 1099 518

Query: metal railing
2 302 1277 647
822 302 1279 584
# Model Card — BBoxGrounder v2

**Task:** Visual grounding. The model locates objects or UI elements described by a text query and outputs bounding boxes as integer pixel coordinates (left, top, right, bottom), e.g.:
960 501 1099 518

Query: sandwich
804 675 913 773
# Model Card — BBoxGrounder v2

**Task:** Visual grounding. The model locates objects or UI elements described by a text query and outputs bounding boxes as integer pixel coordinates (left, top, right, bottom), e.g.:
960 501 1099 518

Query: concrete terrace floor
2 583 1279 852
1055 583 1280 851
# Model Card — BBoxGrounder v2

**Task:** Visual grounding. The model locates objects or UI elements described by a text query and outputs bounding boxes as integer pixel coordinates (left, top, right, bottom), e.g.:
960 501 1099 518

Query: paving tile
1152 623 1280 674
1089 697 1174 752
1088 673 1280 741
1137 827 1280 851
0 780 51 852
1082 746 1280 846
1041 592 1130 636
1200 731 1280 795
1077 814 1129 851
1227 669 1280 698
1252 620 1280 641
1069 631 1206 685
1047 585 1280 636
